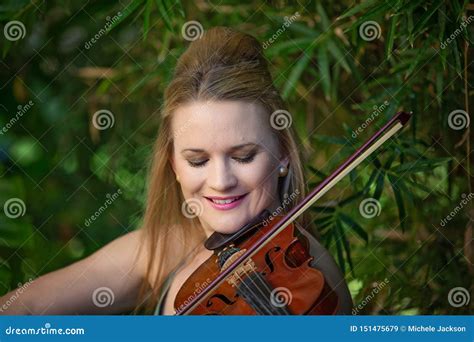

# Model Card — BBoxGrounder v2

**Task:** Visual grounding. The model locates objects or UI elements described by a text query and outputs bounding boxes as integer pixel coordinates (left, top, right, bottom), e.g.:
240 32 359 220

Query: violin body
174 216 339 315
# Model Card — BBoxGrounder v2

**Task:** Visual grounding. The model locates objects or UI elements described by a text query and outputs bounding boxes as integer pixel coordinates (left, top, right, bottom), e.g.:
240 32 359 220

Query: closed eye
187 154 255 168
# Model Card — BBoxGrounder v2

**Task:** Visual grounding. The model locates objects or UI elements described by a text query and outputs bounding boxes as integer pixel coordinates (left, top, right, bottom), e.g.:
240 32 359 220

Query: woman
0 27 352 315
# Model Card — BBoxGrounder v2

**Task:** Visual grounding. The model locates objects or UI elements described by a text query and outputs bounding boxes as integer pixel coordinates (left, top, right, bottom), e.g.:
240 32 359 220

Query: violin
174 111 412 315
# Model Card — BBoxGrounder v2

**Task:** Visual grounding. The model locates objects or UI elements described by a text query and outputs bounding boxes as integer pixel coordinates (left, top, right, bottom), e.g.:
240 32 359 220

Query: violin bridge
219 249 256 287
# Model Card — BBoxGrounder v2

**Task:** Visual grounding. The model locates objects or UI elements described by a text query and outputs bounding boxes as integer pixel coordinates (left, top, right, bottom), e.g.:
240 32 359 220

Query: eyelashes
187 154 256 168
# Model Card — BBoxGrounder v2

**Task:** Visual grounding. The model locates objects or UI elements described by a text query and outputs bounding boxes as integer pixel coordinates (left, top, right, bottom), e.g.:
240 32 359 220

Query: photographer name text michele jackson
408 325 466 332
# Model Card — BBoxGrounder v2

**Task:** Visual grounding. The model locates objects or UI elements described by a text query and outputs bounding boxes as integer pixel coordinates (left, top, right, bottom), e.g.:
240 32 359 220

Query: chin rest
204 209 272 251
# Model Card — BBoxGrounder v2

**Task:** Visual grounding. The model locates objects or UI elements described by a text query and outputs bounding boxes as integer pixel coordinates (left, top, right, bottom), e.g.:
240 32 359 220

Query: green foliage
0 0 472 314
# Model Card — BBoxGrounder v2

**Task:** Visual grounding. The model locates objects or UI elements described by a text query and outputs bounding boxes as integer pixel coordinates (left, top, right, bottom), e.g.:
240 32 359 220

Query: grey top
153 267 179 315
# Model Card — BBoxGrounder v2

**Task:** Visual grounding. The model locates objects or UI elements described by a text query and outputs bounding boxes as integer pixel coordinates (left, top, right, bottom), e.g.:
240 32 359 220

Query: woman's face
170 100 288 237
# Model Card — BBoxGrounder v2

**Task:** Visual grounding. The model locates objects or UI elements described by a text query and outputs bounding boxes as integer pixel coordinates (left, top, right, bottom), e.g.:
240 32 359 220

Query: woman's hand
0 229 147 315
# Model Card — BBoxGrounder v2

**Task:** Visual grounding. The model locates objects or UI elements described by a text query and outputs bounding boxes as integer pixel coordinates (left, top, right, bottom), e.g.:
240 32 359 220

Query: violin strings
233 260 288 315
234 271 274 315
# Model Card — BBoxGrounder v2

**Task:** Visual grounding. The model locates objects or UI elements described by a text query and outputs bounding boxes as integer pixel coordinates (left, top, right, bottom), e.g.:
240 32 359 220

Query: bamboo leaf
282 46 316 99
388 174 407 231
337 0 378 20
411 0 444 40
169 0 185 18
339 213 369 244
334 225 346 274
336 219 354 274
317 1 330 30
156 0 173 31
107 0 145 33
311 206 336 214
373 171 385 199
307 165 328 179
392 157 450 174
142 0 153 40
385 15 397 60
318 46 331 101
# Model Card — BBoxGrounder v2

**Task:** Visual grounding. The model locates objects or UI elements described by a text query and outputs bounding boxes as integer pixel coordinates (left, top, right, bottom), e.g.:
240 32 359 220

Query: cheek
175 160 203 193
243 157 278 189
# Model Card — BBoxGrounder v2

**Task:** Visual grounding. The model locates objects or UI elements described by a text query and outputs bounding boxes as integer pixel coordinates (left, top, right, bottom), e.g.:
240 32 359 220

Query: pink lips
204 194 247 211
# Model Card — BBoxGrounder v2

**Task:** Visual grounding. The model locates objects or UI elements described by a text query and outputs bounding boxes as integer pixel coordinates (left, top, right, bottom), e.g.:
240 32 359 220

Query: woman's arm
0 229 147 315
297 226 354 314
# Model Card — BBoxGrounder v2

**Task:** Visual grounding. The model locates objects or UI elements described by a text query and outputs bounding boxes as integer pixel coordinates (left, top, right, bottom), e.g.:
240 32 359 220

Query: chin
205 216 246 235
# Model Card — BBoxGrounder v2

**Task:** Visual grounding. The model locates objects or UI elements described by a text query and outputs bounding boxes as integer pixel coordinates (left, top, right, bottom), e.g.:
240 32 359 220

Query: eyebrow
180 143 260 154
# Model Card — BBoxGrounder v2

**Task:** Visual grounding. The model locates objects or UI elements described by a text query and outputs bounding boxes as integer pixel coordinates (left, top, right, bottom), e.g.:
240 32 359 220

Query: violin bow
176 111 412 315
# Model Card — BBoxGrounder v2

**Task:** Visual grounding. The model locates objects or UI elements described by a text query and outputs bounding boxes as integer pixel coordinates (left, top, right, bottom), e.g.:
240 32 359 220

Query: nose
207 157 238 192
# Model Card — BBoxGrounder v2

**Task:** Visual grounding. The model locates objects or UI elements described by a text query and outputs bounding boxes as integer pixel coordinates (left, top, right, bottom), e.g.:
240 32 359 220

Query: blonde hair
135 26 311 314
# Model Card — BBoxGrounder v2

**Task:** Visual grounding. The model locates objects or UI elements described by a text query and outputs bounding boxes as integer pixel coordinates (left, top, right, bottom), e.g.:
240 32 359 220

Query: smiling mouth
204 194 247 204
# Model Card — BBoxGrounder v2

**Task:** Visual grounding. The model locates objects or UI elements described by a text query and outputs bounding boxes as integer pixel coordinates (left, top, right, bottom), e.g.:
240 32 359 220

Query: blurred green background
0 0 472 314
